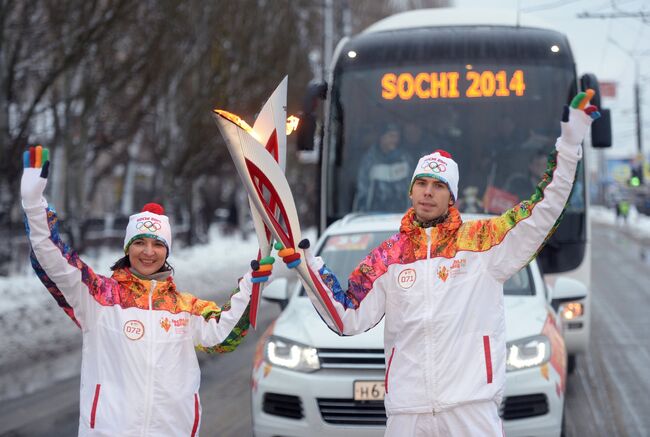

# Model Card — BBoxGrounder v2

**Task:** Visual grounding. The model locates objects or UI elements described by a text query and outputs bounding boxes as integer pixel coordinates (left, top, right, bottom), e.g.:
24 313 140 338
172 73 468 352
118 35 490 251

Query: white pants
385 401 503 437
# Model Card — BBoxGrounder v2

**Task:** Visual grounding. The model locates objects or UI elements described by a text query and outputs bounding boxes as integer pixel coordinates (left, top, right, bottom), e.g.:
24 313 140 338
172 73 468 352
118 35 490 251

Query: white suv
252 213 586 437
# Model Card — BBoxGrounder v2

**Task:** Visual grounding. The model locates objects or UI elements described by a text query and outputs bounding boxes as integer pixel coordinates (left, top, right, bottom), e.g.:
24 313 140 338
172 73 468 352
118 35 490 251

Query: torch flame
214 109 262 142
286 115 300 135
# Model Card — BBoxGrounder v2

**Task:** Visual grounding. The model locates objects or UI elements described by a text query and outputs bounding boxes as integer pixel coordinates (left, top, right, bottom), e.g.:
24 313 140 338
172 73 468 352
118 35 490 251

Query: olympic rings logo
422 159 446 173
136 221 162 232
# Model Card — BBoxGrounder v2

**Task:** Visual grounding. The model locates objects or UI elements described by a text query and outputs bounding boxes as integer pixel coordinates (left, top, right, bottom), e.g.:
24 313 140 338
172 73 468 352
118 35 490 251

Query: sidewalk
0 223 317 403
589 205 650 246
0 225 260 402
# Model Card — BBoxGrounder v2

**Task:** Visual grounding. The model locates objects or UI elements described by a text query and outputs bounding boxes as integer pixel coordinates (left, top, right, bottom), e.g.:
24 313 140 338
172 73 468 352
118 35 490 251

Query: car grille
317 398 387 426
317 348 386 369
316 393 549 425
263 392 303 419
501 394 549 420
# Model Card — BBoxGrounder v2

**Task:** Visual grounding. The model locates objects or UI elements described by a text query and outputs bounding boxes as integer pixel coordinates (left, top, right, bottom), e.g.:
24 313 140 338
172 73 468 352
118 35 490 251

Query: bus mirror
579 73 611 148
296 82 327 151
297 111 317 151
580 73 602 109
591 108 612 148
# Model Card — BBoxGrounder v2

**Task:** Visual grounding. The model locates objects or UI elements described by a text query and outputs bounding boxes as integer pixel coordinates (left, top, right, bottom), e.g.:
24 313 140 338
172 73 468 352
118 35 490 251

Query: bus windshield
328 62 581 217
325 26 586 273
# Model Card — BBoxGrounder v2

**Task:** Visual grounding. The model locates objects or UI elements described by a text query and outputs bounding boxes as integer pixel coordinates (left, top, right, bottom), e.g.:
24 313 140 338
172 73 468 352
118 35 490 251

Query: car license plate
354 380 385 401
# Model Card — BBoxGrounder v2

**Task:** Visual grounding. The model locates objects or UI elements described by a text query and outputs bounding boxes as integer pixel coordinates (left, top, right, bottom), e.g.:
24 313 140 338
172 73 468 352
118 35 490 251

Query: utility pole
579 11 647 156
607 37 644 156
635 69 642 155
323 0 334 80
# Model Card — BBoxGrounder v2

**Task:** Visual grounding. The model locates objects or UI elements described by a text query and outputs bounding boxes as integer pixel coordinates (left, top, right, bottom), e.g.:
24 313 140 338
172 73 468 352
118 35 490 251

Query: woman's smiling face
128 237 167 275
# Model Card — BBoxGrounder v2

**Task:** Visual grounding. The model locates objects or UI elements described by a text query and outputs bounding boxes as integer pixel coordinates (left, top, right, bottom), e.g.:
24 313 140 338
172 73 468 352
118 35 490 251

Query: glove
21 145 51 208
275 239 311 269
250 256 274 283
559 89 601 146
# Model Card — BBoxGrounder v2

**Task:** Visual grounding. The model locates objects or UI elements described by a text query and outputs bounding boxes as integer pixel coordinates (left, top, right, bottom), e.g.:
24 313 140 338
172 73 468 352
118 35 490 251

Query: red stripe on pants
191 393 200 437
483 336 493 384
385 347 395 393
90 384 101 429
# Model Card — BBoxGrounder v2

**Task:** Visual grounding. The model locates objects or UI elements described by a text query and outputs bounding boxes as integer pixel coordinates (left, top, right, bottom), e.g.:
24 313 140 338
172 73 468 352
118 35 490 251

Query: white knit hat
123 203 172 255
410 149 459 201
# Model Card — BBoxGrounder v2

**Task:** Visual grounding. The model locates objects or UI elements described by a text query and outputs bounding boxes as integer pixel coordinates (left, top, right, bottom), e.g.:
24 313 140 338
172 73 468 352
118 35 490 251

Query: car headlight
265 335 320 372
559 302 584 320
506 335 551 372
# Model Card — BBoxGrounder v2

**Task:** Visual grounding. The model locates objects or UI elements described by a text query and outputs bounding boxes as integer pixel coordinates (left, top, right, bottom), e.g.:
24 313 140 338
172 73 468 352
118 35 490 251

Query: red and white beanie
410 149 459 201
123 203 172 255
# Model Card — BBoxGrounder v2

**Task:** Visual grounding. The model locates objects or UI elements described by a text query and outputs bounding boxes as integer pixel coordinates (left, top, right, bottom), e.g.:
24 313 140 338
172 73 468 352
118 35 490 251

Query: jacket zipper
90 383 101 429
141 280 156 436
425 228 435 410
385 347 395 394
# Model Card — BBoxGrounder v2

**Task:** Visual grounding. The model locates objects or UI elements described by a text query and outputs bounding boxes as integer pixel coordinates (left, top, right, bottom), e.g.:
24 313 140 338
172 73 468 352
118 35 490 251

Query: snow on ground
3 208 647 403
0 224 315 402
589 205 650 241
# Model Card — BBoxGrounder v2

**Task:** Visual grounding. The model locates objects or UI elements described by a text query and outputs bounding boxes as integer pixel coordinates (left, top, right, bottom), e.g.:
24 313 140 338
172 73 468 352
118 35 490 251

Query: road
1 222 649 436
563 223 650 437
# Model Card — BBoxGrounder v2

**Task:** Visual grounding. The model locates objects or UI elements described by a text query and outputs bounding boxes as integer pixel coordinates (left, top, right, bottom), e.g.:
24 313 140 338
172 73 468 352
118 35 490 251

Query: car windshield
301 230 534 296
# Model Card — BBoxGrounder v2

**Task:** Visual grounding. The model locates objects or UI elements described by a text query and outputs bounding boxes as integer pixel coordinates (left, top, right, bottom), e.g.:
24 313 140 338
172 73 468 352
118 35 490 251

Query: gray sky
453 0 650 158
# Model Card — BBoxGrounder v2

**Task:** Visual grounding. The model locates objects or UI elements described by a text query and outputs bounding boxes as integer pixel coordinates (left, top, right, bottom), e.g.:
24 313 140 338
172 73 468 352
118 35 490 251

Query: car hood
272 297 384 348
504 296 549 342
271 296 549 348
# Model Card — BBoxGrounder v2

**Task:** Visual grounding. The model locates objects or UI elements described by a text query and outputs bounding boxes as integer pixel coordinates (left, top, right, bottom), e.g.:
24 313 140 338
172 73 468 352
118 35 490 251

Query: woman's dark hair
110 255 174 274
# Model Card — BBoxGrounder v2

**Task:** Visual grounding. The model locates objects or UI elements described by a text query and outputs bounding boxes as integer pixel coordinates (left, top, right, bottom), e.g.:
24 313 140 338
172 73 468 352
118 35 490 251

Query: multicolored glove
21 145 50 208
250 256 275 283
275 239 310 269
559 89 601 146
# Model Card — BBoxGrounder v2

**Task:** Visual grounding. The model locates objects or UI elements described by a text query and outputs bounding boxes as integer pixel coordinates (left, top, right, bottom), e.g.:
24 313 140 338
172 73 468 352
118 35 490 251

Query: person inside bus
503 147 549 200
279 90 600 436
402 121 426 153
20 146 275 436
353 123 414 213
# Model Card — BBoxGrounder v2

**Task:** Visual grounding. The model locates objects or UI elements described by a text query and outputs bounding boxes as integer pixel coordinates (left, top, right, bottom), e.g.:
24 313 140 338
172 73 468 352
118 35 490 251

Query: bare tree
0 0 447 268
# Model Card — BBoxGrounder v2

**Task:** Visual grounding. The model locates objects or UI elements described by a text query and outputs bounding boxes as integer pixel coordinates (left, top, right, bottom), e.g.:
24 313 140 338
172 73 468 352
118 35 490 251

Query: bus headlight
265 336 320 372
559 302 584 320
506 335 551 371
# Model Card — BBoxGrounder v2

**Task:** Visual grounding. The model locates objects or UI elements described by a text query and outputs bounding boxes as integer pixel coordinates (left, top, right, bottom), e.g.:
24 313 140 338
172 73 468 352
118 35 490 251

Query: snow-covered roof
362 7 558 34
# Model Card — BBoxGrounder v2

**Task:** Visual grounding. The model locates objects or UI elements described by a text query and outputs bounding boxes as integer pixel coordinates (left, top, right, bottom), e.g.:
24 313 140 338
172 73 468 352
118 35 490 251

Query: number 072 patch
124 320 145 340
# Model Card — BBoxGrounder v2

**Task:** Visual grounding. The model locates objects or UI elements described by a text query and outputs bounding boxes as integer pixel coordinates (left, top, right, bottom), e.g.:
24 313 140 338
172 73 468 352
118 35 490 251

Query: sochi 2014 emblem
136 219 162 232
437 265 449 282
421 158 446 173
397 268 416 289
160 317 171 332
124 320 145 340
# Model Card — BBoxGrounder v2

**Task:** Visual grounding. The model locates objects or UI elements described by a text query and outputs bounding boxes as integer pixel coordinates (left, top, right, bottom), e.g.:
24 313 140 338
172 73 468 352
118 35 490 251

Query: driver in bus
280 91 600 436
353 123 415 213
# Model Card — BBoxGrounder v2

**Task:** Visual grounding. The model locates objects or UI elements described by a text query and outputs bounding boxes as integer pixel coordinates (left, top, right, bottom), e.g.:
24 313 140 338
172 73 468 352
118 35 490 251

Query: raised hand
275 239 311 269
559 89 601 146
21 145 50 208
250 256 275 283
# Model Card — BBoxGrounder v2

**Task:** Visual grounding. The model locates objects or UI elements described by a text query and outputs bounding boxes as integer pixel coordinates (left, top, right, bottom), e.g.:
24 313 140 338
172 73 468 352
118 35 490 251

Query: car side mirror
549 277 588 311
262 277 290 309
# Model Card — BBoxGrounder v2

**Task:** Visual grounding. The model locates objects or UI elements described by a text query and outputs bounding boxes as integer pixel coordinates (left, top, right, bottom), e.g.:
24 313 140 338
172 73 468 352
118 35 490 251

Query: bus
298 8 612 370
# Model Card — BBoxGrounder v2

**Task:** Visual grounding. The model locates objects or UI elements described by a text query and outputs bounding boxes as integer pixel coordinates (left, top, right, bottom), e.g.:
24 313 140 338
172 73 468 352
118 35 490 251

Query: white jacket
308 139 582 416
24 202 252 436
